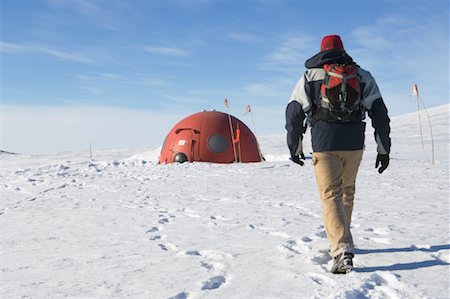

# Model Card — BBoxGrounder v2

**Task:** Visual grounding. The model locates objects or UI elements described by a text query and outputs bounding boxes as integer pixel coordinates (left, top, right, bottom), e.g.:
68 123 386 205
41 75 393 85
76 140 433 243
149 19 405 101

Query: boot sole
331 265 353 274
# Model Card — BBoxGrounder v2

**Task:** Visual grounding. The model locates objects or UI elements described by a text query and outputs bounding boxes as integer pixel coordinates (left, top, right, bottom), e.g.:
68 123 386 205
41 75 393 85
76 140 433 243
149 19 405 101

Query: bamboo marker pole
413 84 425 152
224 98 238 163
236 122 242 162
245 104 264 161
412 84 435 165
421 101 435 165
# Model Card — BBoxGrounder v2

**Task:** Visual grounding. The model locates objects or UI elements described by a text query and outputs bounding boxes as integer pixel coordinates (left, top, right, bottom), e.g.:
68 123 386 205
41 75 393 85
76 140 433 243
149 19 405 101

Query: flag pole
224 98 238 163
236 122 242 162
413 84 425 153
245 104 264 161
421 98 435 165
413 84 435 165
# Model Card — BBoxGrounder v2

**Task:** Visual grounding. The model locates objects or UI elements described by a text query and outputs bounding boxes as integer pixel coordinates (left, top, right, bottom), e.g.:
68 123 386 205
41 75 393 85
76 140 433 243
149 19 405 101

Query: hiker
285 35 391 274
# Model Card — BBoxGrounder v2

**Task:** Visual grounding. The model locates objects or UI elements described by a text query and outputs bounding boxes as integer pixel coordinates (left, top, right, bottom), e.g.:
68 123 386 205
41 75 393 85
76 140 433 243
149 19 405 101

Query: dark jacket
286 49 391 156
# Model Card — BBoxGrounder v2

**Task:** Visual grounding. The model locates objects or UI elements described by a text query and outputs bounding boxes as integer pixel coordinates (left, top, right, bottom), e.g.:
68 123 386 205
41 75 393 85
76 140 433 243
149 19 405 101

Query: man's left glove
375 154 389 173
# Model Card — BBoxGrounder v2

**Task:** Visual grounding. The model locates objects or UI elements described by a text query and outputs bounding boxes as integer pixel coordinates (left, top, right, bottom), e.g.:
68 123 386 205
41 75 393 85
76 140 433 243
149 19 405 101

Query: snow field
1 105 449 298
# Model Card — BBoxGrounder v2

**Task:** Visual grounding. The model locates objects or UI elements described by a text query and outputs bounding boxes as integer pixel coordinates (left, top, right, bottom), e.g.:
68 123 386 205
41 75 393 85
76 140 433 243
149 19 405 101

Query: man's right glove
375 154 389 173
289 136 305 166
290 152 305 166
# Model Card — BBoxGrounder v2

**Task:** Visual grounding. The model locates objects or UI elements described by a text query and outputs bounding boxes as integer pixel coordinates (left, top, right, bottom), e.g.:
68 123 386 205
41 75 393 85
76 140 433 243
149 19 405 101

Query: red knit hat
320 35 344 51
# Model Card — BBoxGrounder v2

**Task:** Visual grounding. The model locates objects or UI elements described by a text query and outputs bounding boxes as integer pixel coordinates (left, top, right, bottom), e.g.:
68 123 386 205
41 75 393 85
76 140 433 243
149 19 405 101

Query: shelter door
170 128 199 162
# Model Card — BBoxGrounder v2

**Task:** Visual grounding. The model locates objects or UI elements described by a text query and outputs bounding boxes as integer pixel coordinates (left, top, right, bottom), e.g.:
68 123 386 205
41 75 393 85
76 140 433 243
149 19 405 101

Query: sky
1 0 449 154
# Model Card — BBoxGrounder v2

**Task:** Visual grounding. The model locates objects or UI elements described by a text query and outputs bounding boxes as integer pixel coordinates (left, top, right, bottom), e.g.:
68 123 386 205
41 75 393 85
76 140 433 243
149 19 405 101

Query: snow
1 105 449 298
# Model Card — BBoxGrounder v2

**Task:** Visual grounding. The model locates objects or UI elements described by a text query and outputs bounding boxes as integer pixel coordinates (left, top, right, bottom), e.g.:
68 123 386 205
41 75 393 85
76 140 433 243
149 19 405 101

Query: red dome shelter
159 111 262 164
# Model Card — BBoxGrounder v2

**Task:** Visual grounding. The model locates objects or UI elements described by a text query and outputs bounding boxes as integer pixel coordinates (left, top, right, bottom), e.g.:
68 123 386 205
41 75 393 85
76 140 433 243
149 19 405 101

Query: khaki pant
312 150 363 257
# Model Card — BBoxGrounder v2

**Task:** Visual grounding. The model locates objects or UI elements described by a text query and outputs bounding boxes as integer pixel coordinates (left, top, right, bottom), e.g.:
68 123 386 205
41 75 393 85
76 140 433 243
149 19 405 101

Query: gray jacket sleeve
359 69 391 154
286 72 313 157
285 101 306 157
368 99 391 154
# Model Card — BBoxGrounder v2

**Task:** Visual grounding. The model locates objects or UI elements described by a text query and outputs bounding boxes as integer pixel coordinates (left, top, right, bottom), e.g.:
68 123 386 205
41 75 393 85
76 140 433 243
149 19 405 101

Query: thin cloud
0 42 95 64
143 46 190 57
258 35 315 71
228 32 261 43
69 0 101 15
350 13 446 71
45 0 124 30
75 73 169 91
161 93 209 105
349 10 448 110
243 83 288 98
99 73 123 80
137 78 167 86
47 0 100 14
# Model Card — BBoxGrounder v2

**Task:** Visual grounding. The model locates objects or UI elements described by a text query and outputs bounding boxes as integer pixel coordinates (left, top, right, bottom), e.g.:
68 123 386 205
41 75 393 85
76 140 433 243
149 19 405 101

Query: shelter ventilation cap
320 35 344 51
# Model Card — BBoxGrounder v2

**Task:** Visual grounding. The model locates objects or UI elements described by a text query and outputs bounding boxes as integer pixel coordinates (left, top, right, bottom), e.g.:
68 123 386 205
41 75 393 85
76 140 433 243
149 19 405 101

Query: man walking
285 35 391 274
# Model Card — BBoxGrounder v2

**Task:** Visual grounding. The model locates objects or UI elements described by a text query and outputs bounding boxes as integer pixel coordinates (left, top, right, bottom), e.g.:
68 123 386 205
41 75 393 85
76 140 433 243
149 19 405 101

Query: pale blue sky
1 0 449 153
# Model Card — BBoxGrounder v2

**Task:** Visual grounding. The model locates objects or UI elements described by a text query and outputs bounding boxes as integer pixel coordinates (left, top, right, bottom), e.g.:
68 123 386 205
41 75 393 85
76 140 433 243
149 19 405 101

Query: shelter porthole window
208 134 229 153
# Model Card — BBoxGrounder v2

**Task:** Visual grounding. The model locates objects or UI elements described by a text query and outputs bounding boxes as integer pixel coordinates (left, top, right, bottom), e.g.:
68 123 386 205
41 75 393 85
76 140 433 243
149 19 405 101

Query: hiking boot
331 252 354 274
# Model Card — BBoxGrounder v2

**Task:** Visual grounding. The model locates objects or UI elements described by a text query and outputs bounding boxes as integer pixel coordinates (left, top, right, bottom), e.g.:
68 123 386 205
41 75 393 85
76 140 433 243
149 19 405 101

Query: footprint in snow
364 227 391 235
340 272 424 298
158 244 169 251
200 261 214 271
158 212 176 225
315 230 327 239
198 250 232 272
197 250 232 287
158 243 178 252
146 228 161 241
198 260 226 274
301 236 313 242
146 226 160 233
362 226 392 244
185 250 201 257
277 239 308 258
201 276 226 290
158 218 170 224
167 291 189 299
308 273 337 286
283 239 302 254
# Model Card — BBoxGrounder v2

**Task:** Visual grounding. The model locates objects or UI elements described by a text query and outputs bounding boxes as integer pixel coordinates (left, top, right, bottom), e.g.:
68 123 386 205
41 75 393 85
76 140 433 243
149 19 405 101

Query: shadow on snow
354 244 450 273
354 244 450 255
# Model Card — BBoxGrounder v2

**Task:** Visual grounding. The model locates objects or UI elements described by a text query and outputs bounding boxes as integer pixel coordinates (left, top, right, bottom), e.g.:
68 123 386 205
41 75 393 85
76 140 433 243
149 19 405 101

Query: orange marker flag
233 128 241 144
412 84 419 96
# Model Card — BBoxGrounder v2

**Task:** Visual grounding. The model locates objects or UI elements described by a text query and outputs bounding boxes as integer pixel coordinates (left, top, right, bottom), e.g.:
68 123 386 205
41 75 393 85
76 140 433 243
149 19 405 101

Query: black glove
290 152 305 166
375 154 389 173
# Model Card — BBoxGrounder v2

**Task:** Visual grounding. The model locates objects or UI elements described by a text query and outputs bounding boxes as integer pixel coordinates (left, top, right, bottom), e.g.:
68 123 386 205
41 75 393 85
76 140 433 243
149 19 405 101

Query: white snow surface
1 105 449 299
